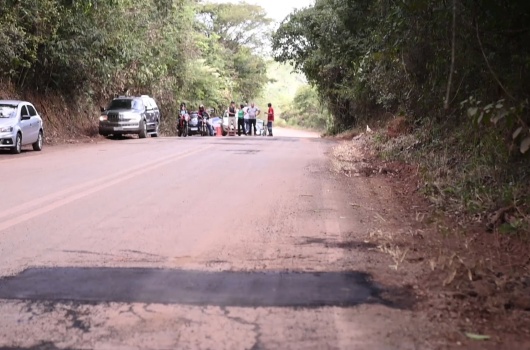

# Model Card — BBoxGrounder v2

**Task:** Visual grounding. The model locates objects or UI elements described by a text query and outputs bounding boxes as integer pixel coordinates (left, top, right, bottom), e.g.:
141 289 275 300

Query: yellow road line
0 146 212 232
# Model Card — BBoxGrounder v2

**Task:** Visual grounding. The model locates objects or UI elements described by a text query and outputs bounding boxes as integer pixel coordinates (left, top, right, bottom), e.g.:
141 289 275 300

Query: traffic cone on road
216 126 222 137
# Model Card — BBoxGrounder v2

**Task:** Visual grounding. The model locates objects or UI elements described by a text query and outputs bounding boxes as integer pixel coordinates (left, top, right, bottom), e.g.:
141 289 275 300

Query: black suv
99 95 161 138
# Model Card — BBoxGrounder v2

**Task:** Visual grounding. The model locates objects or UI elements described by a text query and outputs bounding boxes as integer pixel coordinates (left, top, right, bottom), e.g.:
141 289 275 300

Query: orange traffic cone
216 126 222 137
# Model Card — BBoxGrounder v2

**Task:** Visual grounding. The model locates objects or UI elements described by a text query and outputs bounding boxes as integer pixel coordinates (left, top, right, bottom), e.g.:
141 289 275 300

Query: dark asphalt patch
0 268 409 308
299 237 377 250
224 149 261 154
0 342 68 350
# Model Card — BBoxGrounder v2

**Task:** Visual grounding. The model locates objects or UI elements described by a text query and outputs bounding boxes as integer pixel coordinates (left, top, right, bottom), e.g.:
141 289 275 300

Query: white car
0 100 44 154
221 110 237 136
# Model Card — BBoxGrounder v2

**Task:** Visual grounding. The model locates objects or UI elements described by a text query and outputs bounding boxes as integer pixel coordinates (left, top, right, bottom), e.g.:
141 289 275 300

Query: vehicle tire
32 130 43 151
222 130 228 137
152 120 159 137
11 133 22 154
183 127 188 137
139 119 147 139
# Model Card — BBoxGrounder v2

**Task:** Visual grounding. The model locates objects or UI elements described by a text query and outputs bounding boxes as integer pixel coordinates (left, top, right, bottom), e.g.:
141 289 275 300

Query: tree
273 0 530 134
199 2 273 52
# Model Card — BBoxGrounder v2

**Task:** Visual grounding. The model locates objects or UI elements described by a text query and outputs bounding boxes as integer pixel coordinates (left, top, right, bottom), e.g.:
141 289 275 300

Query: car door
141 98 153 128
18 105 33 145
150 98 160 125
26 104 40 142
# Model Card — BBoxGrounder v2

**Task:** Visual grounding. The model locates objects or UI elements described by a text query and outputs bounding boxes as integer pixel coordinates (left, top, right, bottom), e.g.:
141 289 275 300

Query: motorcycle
177 112 189 137
199 114 213 136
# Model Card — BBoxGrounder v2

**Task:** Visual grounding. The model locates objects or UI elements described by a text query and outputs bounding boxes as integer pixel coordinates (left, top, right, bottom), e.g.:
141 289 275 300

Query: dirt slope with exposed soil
332 132 530 349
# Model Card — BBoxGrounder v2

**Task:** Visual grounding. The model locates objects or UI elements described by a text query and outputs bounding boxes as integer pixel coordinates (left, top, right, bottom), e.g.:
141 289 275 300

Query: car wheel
11 133 22 154
152 120 159 137
222 130 228 136
32 130 43 151
139 119 147 139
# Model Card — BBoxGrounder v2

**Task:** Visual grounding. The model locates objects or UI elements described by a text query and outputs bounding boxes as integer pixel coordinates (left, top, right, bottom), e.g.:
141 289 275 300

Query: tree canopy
0 0 271 119
272 0 530 144
199 2 273 52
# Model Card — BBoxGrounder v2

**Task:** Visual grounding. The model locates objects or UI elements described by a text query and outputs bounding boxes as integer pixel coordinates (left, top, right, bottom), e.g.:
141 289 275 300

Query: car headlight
99 115 108 121
0 126 14 133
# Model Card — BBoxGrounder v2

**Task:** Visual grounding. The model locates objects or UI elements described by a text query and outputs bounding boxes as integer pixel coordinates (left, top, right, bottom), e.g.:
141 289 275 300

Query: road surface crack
220 307 263 350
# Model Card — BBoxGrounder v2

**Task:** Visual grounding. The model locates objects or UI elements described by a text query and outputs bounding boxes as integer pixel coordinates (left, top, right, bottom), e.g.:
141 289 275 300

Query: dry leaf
520 136 530 154
429 259 437 271
512 126 523 139
443 269 457 286
465 333 490 341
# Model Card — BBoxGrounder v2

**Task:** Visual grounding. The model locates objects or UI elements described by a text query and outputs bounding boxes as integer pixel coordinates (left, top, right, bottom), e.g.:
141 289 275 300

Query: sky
209 0 315 23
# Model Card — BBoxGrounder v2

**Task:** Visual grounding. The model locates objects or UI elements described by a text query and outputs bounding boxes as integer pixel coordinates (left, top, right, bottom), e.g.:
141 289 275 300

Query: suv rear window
107 99 145 111
107 99 132 110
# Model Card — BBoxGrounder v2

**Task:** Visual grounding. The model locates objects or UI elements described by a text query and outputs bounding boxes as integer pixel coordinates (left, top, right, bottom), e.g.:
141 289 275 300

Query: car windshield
0 104 17 118
107 99 144 111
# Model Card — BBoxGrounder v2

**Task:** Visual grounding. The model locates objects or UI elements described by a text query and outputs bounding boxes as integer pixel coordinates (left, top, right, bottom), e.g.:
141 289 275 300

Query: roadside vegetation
0 0 270 138
273 0 530 342
273 1 530 234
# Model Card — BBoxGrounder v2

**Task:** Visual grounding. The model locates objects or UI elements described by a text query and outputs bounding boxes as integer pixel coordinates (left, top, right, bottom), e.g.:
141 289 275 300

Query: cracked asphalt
0 129 423 350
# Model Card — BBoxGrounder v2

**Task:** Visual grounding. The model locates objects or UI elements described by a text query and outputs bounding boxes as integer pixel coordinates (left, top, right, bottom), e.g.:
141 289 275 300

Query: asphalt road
0 129 414 350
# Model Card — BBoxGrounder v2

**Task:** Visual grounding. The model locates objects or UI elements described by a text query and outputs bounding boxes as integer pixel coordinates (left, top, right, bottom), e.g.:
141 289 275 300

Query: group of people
178 101 275 137
227 101 275 137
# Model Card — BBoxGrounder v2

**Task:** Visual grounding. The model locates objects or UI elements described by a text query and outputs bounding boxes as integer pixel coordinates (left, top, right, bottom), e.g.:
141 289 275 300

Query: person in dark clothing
227 101 237 134
198 104 213 136
228 101 236 117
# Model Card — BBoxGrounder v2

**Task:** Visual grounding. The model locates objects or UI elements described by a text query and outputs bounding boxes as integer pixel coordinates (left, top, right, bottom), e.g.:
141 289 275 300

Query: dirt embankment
331 125 530 348
0 83 103 145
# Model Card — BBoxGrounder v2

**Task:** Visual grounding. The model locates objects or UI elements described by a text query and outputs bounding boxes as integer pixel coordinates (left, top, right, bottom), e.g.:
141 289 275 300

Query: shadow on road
0 267 414 309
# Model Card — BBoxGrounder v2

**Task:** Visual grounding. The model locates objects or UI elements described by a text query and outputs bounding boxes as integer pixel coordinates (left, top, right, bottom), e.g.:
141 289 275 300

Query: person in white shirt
247 102 260 136
243 104 250 134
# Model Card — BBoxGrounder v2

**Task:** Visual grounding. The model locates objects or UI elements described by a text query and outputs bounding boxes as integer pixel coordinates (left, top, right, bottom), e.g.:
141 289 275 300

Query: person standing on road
247 102 260 136
266 102 274 137
228 101 237 134
243 104 250 135
237 104 246 136
228 101 236 118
